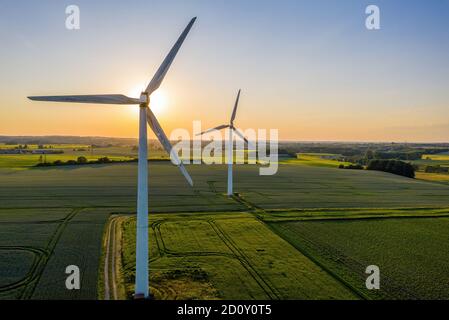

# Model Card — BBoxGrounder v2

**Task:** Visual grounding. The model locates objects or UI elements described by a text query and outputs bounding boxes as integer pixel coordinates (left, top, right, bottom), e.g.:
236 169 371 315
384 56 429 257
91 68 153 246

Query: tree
77 156 88 164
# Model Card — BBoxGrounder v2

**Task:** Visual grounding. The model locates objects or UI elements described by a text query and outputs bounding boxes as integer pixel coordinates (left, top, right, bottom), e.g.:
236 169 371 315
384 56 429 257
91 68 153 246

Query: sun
127 86 168 115
149 90 168 114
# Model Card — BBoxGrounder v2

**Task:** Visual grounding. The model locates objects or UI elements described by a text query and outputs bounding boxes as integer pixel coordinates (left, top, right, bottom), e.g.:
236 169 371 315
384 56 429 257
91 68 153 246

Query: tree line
366 159 415 178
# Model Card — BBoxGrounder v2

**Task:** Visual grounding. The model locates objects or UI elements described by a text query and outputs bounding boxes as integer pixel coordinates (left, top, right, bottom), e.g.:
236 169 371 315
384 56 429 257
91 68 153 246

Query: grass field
2 153 449 300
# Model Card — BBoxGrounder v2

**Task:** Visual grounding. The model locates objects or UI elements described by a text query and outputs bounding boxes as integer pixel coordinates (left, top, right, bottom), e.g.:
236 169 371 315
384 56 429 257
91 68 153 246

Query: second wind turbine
198 90 248 196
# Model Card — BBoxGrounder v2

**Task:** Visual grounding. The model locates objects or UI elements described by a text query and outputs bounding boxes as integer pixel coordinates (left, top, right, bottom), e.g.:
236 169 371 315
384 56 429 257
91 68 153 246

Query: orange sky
1 1 449 142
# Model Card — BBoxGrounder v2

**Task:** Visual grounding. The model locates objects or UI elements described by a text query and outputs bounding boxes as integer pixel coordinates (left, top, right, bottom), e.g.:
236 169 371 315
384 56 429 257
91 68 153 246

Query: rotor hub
139 92 149 104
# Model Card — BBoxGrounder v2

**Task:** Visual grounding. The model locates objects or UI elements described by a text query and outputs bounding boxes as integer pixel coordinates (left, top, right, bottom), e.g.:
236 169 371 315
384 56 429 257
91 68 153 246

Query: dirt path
103 216 119 300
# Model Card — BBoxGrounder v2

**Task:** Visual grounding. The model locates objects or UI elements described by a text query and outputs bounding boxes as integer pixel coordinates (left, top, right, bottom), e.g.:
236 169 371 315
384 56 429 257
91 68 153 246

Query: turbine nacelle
139 92 149 105
196 90 249 145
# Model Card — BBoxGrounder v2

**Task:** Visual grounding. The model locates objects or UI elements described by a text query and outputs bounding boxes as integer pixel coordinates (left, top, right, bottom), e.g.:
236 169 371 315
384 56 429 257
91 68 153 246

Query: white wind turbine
197 90 248 196
28 17 197 299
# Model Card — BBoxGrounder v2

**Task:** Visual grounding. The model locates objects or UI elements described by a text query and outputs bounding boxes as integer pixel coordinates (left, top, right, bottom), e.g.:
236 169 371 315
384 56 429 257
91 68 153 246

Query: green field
411 153 449 169
0 145 171 169
2 153 449 299
0 207 109 299
269 215 449 299
283 153 350 168
120 213 357 300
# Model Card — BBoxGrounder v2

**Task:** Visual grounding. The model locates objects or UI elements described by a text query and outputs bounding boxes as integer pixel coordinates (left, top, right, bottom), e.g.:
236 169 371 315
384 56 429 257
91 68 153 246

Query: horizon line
1 134 449 144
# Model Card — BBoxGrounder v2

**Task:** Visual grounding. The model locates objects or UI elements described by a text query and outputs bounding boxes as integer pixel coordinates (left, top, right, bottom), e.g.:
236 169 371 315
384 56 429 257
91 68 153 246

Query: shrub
97 157 111 163
77 156 88 164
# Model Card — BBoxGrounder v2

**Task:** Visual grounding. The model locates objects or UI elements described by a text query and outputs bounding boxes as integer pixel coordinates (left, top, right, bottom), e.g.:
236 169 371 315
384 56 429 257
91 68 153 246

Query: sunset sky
1 0 449 142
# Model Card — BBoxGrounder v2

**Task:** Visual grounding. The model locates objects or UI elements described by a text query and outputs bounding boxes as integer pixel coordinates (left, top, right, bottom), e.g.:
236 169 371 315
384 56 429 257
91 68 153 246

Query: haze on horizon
1 0 449 143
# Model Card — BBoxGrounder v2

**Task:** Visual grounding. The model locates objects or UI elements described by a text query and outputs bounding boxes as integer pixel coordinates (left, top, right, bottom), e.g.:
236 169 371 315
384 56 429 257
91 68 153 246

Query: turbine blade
28 94 141 105
145 17 197 95
232 127 249 145
146 107 193 186
230 89 241 123
196 124 229 136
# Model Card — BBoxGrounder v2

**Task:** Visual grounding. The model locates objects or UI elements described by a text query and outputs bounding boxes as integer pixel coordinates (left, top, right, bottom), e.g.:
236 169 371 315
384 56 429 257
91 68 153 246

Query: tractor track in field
207 219 281 300
229 194 433 299
24 208 81 299
229 193 366 299
0 208 81 299
0 246 46 293
113 194 435 300
150 218 280 300
151 221 236 260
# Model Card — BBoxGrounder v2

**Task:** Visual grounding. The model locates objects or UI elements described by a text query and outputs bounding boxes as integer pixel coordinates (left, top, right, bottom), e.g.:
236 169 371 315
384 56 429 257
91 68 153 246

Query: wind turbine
28 17 197 299
197 90 248 196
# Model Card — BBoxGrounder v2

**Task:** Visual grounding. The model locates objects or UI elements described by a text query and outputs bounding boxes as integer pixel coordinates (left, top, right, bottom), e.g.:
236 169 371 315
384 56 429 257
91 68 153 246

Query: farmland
269 215 449 299
2 146 449 299
285 153 350 168
0 144 168 169
412 153 449 168
117 213 358 300
0 207 108 299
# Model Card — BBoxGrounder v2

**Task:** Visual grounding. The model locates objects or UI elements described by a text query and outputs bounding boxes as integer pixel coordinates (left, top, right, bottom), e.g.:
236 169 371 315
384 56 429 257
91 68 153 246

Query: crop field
407 152 449 184
0 207 109 299
268 215 449 299
235 164 449 209
411 154 449 169
119 213 358 300
416 172 449 184
0 145 170 169
2 154 449 300
117 207 449 300
283 153 350 168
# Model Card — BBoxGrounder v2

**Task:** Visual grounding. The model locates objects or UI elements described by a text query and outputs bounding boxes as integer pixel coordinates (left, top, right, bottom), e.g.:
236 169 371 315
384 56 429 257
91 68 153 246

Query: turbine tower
28 17 197 299
198 90 248 196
